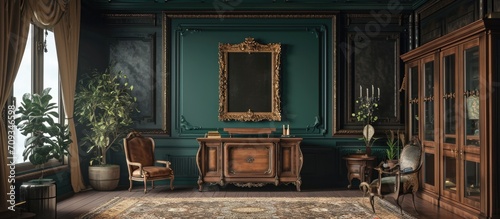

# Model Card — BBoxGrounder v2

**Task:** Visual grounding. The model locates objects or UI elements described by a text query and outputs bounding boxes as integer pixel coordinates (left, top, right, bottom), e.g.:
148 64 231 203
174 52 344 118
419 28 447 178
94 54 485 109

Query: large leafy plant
15 88 72 177
75 68 137 165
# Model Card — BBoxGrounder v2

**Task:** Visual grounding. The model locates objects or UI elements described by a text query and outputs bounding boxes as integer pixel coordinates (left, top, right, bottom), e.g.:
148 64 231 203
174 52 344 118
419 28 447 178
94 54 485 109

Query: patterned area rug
79 197 416 219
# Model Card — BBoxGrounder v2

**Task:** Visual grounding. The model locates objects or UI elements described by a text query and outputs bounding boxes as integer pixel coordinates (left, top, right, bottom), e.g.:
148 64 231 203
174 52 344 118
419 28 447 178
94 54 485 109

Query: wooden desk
343 154 376 189
196 137 303 191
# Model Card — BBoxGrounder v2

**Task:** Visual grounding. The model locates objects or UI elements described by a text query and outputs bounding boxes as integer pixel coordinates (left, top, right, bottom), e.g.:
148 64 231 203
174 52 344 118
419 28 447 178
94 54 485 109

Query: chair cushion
370 175 417 194
132 166 172 178
370 175 409 185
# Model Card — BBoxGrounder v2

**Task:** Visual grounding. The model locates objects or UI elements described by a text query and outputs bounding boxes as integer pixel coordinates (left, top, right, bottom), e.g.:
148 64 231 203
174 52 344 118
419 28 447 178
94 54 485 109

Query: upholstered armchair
360 137 423 214
123 131 174 193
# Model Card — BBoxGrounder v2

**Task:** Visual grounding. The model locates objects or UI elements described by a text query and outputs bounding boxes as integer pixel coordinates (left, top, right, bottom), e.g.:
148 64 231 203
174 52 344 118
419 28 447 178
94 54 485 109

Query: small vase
365 146 372 156
363 124 375 156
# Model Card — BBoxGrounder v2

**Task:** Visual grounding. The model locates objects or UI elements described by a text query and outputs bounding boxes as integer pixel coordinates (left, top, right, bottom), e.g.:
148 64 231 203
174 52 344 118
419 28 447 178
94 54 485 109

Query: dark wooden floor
57 184 464 219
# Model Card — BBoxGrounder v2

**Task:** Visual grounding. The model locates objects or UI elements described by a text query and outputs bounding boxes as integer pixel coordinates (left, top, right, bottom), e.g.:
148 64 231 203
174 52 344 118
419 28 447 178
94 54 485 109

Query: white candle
377 88 380 98
287 124 290 135
372 85 374 98
366 88 368 99
360 85 362 98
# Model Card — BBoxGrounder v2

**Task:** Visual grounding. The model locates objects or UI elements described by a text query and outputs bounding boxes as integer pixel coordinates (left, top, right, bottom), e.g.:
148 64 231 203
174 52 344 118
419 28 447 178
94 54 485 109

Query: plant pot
20 179 56 219
89 164 120 191
383 159 399 169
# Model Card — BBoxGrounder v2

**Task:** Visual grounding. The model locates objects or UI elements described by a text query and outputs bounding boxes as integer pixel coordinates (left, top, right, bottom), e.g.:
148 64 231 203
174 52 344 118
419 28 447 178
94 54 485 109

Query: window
12 27 32 164
12 24 62 166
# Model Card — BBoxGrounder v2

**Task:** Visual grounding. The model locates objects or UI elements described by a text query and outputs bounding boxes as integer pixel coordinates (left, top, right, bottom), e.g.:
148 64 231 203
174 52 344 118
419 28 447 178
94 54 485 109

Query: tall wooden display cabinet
401 19 499 218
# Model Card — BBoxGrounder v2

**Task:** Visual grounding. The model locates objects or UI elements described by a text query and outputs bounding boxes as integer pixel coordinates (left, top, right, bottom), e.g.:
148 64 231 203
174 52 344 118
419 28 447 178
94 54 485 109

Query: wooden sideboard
196 137 303 191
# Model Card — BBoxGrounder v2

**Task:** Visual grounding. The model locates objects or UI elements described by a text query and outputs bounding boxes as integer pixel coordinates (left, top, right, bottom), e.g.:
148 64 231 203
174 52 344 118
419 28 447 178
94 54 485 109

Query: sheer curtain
0 0 32 211
28 0 85 193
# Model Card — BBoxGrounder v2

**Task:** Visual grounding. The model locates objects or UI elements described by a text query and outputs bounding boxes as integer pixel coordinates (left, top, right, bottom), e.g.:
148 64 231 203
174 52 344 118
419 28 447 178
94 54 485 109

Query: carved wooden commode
196 131 303 191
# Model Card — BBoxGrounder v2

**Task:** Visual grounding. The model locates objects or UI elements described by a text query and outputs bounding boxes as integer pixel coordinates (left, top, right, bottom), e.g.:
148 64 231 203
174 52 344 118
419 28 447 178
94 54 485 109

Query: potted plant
75 67 137 191
15 87 72 218
383 130 399 168
15 87 72 179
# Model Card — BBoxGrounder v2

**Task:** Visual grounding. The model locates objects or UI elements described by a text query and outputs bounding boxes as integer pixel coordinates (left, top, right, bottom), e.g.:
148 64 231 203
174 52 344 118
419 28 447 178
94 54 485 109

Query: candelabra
353 85 380 125
353 85 380 156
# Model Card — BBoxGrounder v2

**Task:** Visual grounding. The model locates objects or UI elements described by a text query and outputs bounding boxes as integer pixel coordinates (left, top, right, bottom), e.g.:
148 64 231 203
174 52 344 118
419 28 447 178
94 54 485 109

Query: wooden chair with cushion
360 136 423 214
123 131 174 193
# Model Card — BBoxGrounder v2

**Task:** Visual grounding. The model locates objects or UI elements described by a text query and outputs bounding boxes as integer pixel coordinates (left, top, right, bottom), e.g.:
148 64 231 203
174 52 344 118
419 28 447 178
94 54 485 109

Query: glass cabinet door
462 44 480 208
421 55 438 193
408 63 419 137
443 52 457 145
441 48 458 200
463 45 479 146
423 59 435 142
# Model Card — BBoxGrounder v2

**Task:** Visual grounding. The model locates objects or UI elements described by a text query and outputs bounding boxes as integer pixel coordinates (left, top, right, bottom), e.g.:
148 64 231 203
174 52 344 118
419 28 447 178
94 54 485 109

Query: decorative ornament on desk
282 124 291 137
352 85 380 156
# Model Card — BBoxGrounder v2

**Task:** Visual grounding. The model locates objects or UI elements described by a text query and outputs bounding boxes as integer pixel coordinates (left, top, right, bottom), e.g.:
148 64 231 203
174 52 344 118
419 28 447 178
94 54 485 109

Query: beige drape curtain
28 0 67 28
0 1 84 205
53 0 85 193
28 0 85 193
0 0 32 211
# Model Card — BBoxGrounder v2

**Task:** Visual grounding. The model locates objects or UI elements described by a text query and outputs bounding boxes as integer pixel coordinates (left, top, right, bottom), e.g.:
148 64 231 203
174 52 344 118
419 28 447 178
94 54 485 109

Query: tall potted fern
75 67 137 190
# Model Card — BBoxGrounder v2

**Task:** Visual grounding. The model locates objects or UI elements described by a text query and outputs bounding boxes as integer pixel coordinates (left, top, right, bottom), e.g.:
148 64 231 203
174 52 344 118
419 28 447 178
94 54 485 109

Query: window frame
9 24 67 175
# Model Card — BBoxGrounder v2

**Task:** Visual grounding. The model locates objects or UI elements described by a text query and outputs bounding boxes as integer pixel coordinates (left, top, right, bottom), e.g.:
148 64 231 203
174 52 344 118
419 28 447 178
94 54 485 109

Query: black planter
20 179 56 219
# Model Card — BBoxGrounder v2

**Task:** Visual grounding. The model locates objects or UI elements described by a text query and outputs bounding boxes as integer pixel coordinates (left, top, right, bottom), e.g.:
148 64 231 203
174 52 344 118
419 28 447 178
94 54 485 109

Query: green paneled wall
75 11 398 193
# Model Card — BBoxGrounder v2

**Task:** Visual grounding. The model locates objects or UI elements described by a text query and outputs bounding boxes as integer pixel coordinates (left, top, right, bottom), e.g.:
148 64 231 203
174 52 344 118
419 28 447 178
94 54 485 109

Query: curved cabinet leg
347 176 353 189
295 177 302 191
197 177 203 192
170 176 175 190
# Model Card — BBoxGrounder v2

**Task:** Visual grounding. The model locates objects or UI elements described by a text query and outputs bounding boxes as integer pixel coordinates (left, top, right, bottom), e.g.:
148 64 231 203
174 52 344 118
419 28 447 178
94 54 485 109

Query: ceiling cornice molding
84 0 423 13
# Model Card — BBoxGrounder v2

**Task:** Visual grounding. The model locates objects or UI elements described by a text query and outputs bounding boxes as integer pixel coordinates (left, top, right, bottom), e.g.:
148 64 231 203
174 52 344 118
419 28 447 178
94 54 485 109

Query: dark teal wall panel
170 17 331 137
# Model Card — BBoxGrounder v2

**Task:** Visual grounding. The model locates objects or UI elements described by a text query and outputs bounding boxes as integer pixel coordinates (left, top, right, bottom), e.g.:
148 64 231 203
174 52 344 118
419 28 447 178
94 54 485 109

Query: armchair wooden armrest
156 160 171 168
375 161 385 168
128 161 144 175
128 161 143 168
374 163 400 174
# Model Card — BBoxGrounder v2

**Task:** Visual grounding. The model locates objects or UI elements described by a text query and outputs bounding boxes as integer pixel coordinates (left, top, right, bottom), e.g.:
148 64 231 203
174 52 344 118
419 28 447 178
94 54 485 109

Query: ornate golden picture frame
218 37 282 122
